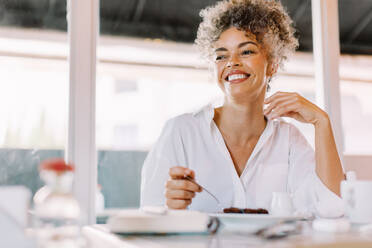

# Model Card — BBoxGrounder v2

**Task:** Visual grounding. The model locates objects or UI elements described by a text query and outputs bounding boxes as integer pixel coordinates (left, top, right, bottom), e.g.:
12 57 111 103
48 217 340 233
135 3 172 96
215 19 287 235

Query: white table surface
83 223 372 248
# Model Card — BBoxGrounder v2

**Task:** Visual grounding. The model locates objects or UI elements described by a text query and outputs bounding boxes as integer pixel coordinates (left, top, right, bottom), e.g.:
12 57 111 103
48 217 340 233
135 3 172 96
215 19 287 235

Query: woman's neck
214 100 267 146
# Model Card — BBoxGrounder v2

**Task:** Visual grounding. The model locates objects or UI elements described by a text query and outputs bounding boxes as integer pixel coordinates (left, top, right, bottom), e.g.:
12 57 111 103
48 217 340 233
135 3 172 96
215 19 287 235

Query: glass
96 46 222 213
0 1 68 225
341 80 372 154
272 66 372 154
97 1 222 216
33 159 82 248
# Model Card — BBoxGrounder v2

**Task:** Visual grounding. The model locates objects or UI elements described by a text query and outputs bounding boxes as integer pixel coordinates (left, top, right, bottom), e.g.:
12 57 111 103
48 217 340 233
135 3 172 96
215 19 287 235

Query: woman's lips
224 73 251 84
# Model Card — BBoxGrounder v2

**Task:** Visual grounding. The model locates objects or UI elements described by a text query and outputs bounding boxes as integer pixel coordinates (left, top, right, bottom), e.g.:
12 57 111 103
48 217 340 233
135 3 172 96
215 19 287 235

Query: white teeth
228 74 248 81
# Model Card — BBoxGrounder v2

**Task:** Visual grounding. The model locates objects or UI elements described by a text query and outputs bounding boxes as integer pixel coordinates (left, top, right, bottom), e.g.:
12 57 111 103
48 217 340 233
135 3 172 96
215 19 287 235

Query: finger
264 91 291 103
166 179 201 192
166 199 191 209
265 99 298 119
264 92 299 104
169 166 195 179
264 96 296 115
165 189 196 200
281 111 298 118
267 101 300 119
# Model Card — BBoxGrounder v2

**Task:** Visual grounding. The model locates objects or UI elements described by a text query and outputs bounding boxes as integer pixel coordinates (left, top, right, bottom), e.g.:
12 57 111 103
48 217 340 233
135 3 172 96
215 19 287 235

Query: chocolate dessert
223 207 269 214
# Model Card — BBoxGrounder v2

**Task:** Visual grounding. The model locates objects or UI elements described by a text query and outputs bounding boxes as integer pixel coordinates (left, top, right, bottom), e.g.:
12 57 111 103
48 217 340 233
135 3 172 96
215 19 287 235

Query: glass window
96 40 222 212
0 1 68 205
96 0 221 215
341 80 372 154
273 55 372 155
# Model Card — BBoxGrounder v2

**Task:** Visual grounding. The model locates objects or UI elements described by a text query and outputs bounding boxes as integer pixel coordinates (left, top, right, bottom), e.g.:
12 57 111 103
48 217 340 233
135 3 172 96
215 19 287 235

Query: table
83 223 372 248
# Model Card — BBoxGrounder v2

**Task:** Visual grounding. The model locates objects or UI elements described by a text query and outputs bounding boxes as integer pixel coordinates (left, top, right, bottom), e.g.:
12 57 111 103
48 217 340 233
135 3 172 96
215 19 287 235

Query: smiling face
213 27 273 103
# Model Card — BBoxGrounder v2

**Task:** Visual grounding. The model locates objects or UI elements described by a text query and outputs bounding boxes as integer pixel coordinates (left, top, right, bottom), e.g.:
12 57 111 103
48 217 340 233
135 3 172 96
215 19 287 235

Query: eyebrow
214 41 258 52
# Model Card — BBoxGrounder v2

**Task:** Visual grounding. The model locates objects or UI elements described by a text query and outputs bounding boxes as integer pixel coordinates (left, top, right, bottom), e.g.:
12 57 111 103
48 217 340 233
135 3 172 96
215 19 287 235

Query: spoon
184 175 222 210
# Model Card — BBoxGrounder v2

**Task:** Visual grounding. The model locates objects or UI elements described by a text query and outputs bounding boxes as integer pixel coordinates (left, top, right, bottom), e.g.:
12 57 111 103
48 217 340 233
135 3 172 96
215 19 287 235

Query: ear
266 62 278 77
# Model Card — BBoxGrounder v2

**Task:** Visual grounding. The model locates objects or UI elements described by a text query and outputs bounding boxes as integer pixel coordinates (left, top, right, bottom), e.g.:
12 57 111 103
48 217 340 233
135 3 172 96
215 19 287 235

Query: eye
241 50 254 55
215 55 227 61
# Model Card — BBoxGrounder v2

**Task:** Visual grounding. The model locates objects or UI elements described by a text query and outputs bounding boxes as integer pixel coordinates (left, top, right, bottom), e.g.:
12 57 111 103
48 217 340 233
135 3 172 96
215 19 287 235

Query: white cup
341 180 372 224
270 192 294 216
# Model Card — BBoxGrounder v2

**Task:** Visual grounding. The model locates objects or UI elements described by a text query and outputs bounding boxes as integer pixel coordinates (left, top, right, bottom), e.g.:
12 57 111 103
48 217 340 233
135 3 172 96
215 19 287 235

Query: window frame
311 0 344 162
67 0 98 224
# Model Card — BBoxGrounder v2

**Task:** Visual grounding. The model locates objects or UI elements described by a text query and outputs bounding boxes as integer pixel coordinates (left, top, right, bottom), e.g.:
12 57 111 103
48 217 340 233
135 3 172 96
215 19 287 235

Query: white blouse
140 104 344 216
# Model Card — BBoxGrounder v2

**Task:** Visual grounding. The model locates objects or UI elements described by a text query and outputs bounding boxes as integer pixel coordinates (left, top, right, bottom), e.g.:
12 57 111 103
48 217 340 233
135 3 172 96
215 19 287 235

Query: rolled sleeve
288 124 344 217
312 172 344 217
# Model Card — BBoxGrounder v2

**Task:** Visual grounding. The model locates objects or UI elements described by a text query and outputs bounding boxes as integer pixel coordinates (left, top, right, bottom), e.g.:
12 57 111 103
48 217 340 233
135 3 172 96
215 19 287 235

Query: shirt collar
192 103 216 125
193 103 277 138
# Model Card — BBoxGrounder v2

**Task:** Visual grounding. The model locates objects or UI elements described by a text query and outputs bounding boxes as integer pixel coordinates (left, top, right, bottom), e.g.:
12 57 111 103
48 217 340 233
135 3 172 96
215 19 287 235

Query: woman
140 0 344 215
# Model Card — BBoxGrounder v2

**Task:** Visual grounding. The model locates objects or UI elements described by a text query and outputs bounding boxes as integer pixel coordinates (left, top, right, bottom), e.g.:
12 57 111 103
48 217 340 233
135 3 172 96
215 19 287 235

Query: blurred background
0 0 372 213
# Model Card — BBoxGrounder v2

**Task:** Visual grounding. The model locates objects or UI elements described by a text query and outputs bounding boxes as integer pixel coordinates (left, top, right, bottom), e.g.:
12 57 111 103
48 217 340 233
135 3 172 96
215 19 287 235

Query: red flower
40 158 74 174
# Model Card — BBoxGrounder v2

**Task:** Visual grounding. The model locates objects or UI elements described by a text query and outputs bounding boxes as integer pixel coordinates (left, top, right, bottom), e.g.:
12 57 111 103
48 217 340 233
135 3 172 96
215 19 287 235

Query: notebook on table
107 207 217 235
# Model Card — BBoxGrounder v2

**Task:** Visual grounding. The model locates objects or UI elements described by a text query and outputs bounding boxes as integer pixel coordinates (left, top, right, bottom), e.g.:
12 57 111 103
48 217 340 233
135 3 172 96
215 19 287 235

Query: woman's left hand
264 92 328 126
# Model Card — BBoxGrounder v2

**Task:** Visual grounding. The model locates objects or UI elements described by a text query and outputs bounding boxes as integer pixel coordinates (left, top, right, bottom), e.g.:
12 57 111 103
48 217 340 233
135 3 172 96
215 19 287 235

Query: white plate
209 213 303 233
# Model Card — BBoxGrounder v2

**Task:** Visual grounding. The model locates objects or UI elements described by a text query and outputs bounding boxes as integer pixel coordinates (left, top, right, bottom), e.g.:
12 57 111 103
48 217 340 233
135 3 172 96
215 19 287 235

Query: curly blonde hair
195 0 298 68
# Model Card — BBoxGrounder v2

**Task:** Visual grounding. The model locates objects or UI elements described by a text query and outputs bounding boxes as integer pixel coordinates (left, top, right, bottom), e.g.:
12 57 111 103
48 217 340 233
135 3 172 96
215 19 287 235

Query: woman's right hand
165 166 202 209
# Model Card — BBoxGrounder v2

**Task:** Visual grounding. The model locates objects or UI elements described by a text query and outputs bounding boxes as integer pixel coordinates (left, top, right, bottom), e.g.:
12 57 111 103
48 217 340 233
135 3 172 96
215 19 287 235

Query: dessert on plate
223 207 269 214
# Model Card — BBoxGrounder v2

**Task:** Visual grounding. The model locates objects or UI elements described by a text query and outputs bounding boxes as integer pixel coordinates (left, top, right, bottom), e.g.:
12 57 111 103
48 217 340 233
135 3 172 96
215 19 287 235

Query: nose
226 54 241 68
